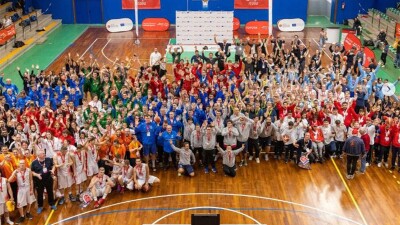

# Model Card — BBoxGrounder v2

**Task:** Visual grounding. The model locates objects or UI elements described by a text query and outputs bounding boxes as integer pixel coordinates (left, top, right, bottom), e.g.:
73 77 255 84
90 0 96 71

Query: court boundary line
150 206 263 225
312 38 332 61
331 158 369 225
44 199 60 225
101 39 113 63
50 193 364 225
54 207 353 224
80 38 98 60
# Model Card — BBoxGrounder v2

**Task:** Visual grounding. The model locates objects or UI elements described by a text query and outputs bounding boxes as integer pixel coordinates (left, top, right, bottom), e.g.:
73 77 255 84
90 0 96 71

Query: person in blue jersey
155 120 168 168
166 111 183 133
135 115 158 171
0 73 19 95
161 125 182 171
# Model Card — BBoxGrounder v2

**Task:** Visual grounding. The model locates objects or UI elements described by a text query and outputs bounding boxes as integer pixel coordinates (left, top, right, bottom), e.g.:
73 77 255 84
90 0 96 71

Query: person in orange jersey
128 134 142 167
0 145 17 206
110 140 126 160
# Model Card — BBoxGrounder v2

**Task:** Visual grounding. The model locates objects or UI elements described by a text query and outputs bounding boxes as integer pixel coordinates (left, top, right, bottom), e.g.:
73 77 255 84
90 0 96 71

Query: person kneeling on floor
170 140 196 177
87 167 114 208
133 158 160 192
216 144 244 177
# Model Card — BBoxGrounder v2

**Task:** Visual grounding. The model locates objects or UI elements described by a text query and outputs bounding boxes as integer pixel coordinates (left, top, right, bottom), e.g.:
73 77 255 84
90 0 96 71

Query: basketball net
202 0 209 9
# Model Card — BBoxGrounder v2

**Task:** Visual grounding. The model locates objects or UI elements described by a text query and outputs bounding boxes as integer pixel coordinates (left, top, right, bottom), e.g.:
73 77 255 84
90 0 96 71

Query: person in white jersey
53 147 75 204
72 145 87 199
9 160 35 224
117 160 134 193
0 171 14 225
87 167 113 208
133 158 160 192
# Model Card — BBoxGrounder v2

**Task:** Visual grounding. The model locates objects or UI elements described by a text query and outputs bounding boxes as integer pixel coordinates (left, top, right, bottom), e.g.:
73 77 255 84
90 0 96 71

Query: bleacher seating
0 3 61 69
354 8 399 59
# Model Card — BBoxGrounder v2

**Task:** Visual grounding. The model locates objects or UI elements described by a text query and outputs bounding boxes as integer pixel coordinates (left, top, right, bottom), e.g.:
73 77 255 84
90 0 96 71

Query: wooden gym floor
25 27 400 225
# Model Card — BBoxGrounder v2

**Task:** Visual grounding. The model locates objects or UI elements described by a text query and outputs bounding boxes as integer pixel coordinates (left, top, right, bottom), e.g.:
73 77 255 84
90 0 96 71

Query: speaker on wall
191 214 220 225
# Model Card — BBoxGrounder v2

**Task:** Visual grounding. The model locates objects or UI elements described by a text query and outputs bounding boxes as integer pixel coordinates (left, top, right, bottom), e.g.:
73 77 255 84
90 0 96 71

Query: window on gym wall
307 0 332 19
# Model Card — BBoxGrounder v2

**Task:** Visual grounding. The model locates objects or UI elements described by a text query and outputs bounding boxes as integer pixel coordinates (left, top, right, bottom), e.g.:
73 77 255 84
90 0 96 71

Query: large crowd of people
0 30 399 224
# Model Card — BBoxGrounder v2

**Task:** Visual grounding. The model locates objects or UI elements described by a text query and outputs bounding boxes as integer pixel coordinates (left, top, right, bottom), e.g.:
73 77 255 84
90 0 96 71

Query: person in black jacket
353 17 362 36
30 149 57 214
294 132 315 165
343 129 366 179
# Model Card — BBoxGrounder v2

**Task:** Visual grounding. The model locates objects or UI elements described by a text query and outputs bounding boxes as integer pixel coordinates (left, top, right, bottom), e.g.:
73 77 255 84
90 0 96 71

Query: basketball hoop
202 0 209 9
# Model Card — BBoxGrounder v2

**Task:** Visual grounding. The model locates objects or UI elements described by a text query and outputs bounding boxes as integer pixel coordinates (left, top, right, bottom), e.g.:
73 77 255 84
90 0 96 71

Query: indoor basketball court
1 0 400 225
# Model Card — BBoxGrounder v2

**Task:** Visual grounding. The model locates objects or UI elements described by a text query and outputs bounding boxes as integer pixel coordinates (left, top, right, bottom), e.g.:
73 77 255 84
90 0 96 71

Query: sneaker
50 205 57 210
97 198 105 206
255 158 260 163
390 166 395 170
239 160 244 167
285 159 288 164
94 200 100 209
58 196 65 205
178 172 182 176
346 175 351 179
366 163 370 167
332 153 337 158
357 171 365 174
5 218 14 225
204 168 209 174
15 217 25 224
339 154 344 159
264 154 269 161
153 168 157 172
211 167 217 173
26 213 33 220
378 162 382 167
37 207 43 214
69 194 76 202
385 162 389 168
249 156 253 161
244 161 248 166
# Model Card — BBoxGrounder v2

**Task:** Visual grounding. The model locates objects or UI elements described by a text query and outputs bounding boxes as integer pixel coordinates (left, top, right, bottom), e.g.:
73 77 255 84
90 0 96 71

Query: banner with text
344 33 361 51
0 25 16 45
234 0 268 9
122 0 160 9
344 33 374 67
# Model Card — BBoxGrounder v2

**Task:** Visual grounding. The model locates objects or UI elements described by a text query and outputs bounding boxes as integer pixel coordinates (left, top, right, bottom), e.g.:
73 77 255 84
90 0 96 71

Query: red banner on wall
364 47 375 68
142 18 170 31
396 23 400 38
234 0 269 9
0 25 16 45
122 0 160 9
344 33 375 67
245 21 269 35
344 33 361 51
